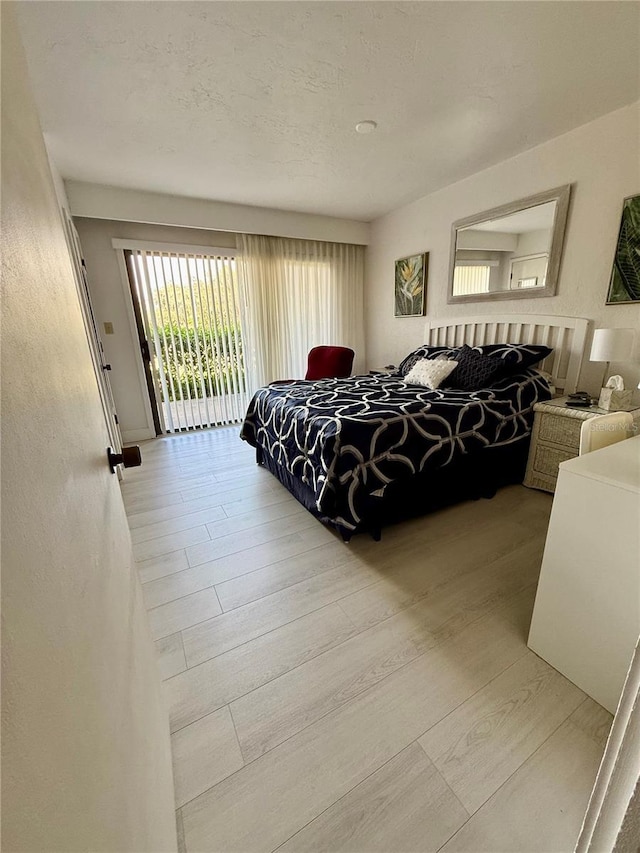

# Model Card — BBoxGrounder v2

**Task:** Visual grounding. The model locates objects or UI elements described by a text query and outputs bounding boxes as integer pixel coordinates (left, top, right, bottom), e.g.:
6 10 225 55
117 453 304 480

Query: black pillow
398 345 459 376
446 345 504 391
476 344 553 374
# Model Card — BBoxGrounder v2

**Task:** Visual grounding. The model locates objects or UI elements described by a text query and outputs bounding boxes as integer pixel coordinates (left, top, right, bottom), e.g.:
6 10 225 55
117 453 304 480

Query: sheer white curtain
236 234 365 391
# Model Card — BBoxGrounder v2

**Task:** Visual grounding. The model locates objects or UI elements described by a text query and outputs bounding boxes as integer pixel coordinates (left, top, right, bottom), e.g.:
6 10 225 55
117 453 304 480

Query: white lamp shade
589 328 635 363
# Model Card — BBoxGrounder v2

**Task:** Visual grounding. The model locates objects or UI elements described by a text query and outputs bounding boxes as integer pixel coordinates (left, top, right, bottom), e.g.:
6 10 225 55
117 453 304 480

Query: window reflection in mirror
448 186 571 303
453 201 555 296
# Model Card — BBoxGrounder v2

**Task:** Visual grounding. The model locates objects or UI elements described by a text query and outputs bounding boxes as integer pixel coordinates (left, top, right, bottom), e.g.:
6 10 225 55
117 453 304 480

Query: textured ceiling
16 1 640 221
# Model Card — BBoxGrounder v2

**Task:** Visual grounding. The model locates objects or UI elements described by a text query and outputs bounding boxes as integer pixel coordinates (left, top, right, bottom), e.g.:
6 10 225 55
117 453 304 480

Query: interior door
62 212 123 452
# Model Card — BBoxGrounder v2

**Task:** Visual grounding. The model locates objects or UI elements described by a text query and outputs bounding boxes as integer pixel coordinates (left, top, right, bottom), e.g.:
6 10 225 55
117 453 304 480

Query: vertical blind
236 234 365 391
127 249 248 432
452 264 492 295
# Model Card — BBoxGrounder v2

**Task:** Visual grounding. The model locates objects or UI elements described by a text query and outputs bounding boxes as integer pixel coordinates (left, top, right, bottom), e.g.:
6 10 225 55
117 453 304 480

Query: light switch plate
103 321 114 335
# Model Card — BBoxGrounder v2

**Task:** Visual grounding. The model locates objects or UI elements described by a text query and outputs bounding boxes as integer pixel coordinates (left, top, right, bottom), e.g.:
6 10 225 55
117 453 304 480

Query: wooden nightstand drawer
538 413 581 450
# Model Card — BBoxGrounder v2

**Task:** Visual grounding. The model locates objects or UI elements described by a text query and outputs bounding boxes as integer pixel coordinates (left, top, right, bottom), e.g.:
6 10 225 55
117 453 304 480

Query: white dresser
528 434 640 714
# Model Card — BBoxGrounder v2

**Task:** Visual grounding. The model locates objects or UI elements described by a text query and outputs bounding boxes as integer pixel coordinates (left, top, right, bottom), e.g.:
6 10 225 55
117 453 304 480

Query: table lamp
589 328 635 411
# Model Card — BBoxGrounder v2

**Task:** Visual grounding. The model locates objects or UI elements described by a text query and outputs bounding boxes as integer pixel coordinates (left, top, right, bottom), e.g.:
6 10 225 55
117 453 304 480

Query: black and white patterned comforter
240 371 551 533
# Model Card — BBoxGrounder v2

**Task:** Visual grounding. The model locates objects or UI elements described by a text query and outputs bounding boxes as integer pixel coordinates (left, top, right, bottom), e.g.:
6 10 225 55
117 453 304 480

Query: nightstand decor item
606 194 640 304
598 375 633 413
589 327 635 411
394 253 428 317
565 391 592 407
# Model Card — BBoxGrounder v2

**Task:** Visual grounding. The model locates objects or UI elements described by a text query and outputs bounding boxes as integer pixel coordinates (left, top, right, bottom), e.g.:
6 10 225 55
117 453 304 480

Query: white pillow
404 357 458 390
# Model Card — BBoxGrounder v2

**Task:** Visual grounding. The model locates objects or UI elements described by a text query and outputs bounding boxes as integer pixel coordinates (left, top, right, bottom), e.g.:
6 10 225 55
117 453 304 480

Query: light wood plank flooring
122 426 611 853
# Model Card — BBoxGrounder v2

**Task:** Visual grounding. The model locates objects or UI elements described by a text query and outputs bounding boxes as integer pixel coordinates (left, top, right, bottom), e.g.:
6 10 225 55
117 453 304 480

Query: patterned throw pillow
475 344 553 374
398 345 460 376
404 358 458 390
446 346 504 391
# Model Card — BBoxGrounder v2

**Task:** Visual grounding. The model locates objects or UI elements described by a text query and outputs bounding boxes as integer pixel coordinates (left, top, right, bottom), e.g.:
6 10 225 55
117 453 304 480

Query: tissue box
598 387 634 411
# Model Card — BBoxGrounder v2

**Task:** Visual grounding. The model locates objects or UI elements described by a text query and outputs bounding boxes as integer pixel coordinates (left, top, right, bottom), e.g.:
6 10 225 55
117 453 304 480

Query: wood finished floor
122 426 611 853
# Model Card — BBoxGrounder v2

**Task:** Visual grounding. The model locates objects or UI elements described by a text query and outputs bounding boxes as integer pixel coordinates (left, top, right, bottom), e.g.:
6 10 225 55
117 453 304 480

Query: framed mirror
448 184 571 303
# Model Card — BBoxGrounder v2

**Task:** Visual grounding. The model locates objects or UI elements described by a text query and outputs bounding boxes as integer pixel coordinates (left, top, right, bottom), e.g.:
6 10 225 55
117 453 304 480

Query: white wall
516 229 551 257
74 217 240 439
366 103 640 397
1 9 176 851
68 181 370 245
457 230 518 252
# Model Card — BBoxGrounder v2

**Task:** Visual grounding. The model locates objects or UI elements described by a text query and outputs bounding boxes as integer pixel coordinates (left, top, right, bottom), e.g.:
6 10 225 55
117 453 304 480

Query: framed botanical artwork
606 194 640 304
394 252 428 317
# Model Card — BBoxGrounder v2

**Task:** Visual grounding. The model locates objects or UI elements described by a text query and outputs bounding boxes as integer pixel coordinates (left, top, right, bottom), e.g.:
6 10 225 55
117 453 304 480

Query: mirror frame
447 184 572 304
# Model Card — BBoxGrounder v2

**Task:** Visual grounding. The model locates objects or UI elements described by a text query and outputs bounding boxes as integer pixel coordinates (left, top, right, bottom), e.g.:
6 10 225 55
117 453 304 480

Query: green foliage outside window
155 323 244 402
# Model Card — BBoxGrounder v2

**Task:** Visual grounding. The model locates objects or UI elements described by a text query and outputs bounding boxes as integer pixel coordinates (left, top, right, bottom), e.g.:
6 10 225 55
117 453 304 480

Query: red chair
305 346 354 380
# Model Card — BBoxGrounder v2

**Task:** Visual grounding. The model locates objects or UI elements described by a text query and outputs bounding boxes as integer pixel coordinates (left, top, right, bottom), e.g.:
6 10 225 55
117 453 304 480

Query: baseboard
122 428 156 443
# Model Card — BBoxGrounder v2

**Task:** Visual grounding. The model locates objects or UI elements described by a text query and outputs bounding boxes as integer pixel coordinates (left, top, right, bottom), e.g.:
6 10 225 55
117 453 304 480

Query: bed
241 314 589 540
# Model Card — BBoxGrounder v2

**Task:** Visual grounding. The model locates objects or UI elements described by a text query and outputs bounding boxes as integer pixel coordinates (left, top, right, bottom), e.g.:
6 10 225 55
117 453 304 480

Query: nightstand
524 396 640 493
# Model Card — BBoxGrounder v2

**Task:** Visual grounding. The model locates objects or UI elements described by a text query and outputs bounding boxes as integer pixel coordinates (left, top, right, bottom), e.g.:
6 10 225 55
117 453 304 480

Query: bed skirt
255 436 531 542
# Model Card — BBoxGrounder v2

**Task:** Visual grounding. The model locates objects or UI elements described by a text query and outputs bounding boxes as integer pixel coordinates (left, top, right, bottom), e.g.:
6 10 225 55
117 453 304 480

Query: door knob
107 445 142 474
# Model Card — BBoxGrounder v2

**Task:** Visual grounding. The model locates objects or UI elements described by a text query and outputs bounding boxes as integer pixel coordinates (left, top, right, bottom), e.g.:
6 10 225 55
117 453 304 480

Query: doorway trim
62 211 124 451
113 249 159 442
575 637 640 851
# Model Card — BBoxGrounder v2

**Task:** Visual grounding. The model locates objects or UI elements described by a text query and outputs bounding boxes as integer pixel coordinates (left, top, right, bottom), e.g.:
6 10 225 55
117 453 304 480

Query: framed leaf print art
606 195 640 304
394 253 428 317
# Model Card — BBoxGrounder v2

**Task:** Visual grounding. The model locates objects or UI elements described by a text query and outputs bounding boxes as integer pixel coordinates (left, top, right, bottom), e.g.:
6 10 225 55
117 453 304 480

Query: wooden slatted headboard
424 314 590 394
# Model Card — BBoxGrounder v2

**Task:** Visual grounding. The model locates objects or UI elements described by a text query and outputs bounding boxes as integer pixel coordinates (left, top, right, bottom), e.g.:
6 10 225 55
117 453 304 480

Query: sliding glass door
125 247 248 433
